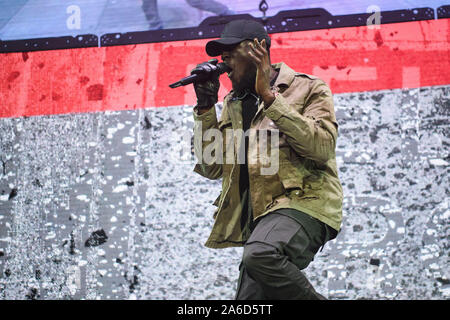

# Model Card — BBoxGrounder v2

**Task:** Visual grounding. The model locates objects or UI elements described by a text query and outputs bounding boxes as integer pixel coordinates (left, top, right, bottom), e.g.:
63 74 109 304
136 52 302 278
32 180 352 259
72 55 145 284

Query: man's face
221 40 257 95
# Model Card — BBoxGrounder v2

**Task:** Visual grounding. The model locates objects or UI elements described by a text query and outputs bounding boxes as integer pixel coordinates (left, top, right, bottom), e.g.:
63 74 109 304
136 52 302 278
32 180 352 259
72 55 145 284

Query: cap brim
206 37 244 56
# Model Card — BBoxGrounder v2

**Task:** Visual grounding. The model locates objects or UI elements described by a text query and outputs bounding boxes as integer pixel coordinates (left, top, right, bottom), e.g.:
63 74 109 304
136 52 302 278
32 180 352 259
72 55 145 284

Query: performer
192 19 343 299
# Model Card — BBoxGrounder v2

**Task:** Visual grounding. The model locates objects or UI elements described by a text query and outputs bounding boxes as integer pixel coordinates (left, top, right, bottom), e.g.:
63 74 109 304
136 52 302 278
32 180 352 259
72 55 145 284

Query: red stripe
1 19 449 118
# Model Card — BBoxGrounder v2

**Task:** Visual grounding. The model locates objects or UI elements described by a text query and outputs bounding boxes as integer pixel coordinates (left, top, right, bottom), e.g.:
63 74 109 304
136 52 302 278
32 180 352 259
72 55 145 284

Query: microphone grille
217 62 232 74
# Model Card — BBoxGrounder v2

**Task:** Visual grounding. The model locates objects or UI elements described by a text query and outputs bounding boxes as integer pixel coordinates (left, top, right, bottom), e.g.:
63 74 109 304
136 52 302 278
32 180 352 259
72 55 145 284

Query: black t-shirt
238 91 259 232
237 74 280 233
239 91 258 195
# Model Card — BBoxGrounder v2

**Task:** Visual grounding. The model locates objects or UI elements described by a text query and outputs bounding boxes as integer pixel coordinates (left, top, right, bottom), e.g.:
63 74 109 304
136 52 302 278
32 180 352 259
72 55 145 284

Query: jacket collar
271 62 297 89
226 62 297 123
252 62 297 117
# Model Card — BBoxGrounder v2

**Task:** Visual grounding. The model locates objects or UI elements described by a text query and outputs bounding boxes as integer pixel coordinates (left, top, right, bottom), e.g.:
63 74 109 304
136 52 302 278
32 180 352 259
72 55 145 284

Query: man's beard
232 63 257 97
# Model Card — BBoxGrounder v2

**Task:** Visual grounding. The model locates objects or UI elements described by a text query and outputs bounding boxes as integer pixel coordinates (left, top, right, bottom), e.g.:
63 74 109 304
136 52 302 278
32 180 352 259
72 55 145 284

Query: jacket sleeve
192 106 223 180
263 79 338 165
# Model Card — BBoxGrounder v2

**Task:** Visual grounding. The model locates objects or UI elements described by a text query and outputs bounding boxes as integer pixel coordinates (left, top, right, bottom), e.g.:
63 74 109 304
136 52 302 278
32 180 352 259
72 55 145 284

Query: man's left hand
248 38 275 106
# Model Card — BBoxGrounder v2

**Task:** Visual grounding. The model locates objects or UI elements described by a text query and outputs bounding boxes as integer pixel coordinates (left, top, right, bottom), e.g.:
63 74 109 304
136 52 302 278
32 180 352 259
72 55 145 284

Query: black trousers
235 212 331 300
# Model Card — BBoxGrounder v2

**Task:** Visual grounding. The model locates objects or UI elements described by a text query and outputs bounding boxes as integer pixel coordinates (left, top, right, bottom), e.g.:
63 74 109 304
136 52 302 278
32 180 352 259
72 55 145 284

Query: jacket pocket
218 118 232 130
277 159 324 194
303 171 324 190
277 160 305 191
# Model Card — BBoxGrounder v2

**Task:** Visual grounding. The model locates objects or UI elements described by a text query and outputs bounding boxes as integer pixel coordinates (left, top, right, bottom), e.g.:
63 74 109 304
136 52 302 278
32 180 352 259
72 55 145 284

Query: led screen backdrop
0 1 449 299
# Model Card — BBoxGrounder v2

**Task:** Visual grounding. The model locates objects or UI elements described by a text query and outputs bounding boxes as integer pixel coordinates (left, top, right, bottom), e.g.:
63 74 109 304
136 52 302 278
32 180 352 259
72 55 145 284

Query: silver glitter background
0 85 448 299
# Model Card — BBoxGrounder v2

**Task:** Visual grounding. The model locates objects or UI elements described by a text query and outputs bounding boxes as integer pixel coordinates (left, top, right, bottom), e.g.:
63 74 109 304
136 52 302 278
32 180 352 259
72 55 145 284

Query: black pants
235 212 331 300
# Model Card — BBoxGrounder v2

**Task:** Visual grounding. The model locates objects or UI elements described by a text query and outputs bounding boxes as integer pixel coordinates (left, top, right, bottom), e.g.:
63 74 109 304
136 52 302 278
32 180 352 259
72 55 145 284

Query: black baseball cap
206 19 271 57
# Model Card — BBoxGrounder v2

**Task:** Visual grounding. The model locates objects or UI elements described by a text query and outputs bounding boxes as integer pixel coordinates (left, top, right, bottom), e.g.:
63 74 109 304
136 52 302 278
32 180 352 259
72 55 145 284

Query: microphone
169 59 231 89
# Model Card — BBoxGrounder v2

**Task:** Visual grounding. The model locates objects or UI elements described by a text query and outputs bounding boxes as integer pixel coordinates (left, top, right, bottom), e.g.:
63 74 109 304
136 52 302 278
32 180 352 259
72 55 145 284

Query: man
192 19 343 299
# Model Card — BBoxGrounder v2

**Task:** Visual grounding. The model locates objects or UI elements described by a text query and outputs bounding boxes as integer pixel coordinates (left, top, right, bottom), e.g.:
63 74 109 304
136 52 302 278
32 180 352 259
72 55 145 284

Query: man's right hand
191 59 221 113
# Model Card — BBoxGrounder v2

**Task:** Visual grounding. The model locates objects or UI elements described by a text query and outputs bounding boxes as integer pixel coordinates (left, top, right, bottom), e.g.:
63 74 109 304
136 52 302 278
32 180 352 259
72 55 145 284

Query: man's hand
191 59 220 113
247 38 275 106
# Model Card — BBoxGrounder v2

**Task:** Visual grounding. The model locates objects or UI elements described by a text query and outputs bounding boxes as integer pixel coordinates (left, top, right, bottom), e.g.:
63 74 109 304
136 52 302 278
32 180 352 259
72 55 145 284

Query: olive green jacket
193 62 343 249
